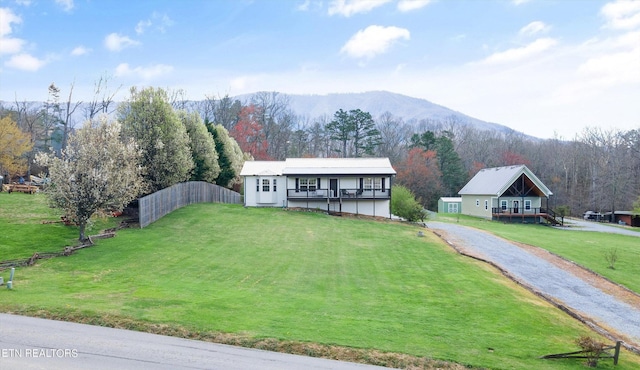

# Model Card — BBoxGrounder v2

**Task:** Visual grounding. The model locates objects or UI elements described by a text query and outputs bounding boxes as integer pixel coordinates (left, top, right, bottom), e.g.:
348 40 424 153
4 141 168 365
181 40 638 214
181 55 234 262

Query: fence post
613 341 621 365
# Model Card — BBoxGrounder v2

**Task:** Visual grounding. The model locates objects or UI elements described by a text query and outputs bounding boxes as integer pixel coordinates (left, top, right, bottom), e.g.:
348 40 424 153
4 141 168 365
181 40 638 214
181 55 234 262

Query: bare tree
13 97 44 177
376 112 411 164
60 81 82 151
250 91 293 159
85 74 121 122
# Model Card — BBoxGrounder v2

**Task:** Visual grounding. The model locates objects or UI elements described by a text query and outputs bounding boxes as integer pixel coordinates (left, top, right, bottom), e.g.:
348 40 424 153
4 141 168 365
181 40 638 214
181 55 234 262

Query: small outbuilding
604 211 640 227
437 197 462 214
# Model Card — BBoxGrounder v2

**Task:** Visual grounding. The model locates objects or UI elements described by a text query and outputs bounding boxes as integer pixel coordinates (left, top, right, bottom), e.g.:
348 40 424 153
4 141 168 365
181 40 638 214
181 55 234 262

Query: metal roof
240 158 396 177
458 165 553 197
440 197 462 202
282 157 396 175
239 161 287 176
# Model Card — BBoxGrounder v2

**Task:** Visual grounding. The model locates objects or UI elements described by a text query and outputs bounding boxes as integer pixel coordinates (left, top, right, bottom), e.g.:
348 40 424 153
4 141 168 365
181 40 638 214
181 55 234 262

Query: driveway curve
426 221 640 349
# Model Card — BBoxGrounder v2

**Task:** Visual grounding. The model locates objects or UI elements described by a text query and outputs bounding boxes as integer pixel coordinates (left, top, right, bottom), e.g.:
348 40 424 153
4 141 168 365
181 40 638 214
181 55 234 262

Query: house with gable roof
240 157 396 218
458 164 558 224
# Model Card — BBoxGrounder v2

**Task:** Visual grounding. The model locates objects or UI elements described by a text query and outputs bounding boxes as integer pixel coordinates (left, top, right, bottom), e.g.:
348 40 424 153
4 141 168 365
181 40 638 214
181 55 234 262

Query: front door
330 178 338 198
513 200 519 214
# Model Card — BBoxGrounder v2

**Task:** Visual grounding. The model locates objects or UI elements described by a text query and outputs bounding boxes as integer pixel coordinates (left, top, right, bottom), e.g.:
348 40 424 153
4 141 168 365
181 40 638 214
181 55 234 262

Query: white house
240 158 396 218
458 164 556 224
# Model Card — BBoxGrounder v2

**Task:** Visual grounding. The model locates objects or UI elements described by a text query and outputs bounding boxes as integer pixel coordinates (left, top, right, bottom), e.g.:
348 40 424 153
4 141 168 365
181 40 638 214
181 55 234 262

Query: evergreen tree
118 87 194 193
179 111 220 183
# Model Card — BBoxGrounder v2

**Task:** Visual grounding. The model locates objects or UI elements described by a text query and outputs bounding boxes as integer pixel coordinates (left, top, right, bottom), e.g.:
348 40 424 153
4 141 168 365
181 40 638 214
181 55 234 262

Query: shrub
576 336 606 367
391 185 426 222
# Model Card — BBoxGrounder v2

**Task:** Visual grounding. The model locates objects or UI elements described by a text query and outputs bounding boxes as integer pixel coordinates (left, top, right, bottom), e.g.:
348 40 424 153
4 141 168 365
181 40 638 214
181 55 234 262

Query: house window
501 200 508 211
256 179 260 192
262 179 270 192
476 199 480 207
525 200 531 211
484 200 488 210
273 179 277 192
364 177 382 190
364 177 373 190
299 178 317 191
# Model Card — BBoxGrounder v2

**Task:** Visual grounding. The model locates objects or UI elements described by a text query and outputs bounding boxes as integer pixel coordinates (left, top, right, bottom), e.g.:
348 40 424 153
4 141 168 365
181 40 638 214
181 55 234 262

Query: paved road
426 221 640 346
0 314 389 370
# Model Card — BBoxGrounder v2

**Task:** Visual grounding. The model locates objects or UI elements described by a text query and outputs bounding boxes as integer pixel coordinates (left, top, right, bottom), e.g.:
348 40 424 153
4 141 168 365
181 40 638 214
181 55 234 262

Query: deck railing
492 207 547 215
287 188 390 200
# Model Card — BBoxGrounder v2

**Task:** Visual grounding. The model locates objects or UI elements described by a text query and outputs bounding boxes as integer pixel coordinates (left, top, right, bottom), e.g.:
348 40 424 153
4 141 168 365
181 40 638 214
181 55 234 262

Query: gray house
458 165 557 224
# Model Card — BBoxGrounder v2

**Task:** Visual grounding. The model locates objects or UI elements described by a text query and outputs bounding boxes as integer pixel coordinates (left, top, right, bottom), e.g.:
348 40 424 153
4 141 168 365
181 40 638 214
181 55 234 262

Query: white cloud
0 7 25 55
341 25 410 59
115 63 174 79
135 19 152 35
328 0 392 17
71 45 91 56
512 0 531 5
55 0 74 12
0 7 21 37
4 53 46 71
104 33 140 52
136 12 174 35
519 21 551 37
601 0 640 30
397 0 432 12
0 37 24 55
480 38 558 65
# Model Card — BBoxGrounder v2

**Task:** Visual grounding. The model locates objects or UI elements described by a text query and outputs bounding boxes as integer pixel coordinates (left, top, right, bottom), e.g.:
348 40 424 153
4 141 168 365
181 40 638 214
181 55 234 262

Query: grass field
2 200 638 369
0 193 119 261
435 214 640 295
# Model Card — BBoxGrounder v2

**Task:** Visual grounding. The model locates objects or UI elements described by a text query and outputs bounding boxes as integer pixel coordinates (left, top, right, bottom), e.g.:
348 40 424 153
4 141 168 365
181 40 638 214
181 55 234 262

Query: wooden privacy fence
139 181 241 228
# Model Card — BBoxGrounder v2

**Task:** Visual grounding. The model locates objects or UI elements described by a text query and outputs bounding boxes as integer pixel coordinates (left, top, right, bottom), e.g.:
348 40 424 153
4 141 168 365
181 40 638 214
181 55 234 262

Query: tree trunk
79 221 87 242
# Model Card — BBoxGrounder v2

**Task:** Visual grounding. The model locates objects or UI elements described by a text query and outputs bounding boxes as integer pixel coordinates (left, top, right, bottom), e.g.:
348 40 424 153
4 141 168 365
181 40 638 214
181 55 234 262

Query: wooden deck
492 208 560 225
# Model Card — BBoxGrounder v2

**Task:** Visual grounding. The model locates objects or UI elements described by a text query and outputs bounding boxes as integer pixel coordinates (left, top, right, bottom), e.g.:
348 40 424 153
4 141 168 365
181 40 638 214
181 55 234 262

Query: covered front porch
286 187 391 200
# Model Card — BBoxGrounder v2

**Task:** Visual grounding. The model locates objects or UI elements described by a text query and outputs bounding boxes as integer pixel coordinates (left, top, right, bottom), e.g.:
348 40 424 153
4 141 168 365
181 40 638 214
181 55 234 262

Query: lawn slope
2 204 638 369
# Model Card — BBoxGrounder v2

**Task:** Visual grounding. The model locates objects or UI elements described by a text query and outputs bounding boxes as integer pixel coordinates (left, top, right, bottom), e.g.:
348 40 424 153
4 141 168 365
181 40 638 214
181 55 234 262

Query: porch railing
492 207 547 215
287 188 390 200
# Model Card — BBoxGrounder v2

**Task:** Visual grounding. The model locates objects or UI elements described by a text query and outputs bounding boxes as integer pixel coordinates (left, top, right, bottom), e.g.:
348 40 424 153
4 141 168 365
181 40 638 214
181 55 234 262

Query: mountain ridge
238 90 523 137
2 91 527 138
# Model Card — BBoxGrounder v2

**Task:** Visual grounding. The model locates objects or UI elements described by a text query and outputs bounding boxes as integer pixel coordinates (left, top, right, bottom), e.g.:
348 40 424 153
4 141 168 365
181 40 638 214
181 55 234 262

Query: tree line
172 91 640 216
2 83 639 219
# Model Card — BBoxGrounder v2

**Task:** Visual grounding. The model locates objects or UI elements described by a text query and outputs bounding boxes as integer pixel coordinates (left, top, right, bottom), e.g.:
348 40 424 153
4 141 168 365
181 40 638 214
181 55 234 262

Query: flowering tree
37 118 145 241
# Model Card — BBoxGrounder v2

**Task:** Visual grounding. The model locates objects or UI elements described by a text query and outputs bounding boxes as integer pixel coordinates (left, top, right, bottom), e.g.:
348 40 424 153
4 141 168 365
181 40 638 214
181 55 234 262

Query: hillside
280 91 519 135
2 91 524 137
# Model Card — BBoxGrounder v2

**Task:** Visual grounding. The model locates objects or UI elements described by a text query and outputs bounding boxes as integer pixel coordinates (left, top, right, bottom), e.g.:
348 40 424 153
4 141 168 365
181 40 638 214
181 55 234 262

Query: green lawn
0 192 118 261
2 203 638 369
435 214 640 294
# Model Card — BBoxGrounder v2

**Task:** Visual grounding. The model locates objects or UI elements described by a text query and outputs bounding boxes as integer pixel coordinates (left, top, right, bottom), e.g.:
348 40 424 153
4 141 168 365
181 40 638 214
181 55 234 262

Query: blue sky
1 0 638 139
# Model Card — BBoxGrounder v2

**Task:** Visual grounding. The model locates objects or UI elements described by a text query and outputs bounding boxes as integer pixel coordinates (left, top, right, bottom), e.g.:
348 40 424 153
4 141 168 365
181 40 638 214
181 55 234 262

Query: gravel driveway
426 221 640 347
559 218 640 237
